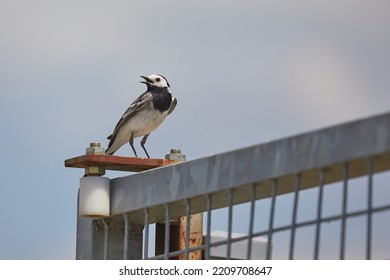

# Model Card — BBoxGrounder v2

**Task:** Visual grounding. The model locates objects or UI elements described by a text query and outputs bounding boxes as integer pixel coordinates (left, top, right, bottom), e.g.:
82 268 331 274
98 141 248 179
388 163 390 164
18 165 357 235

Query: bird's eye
156 78 161 82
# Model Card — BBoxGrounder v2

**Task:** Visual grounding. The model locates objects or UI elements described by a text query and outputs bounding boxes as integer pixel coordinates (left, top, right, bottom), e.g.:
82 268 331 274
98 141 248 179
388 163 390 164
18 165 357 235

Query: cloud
279 38 370 120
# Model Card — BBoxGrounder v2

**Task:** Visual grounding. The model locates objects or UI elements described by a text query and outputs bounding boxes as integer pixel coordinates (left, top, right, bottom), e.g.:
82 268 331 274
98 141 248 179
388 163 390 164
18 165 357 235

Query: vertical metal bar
164 204 171 260
366 158 374 260
267 180 277 260
314 169 325 260
102 219 109 260
205 194 212 260
247 184 256 260
289 174 301 260
185 199 191 260
123 214 129 260
227 188 234 260
340 163 349 260
143 208 149 260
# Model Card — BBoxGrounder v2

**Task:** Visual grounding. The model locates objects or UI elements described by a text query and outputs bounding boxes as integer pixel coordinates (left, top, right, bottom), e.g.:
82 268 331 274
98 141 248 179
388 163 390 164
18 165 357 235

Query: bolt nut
86 142 105 155
165 148 186 161
84 166 105 176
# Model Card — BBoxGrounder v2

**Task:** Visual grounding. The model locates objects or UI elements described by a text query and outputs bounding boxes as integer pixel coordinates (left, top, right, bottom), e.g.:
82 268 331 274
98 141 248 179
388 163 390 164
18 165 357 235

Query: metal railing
75 112 390 260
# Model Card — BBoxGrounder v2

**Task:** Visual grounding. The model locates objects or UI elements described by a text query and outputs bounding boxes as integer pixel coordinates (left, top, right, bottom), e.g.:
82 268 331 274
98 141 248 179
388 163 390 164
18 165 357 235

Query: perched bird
105 74 177 157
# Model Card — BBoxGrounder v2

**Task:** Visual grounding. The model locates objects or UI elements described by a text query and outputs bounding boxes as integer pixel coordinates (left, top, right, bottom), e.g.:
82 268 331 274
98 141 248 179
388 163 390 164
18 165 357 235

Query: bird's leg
129 133 138 157
141 134 150 158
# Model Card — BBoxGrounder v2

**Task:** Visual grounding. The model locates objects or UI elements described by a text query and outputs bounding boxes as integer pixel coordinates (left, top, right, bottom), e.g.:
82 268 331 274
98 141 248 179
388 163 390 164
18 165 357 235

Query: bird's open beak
140 75 152 84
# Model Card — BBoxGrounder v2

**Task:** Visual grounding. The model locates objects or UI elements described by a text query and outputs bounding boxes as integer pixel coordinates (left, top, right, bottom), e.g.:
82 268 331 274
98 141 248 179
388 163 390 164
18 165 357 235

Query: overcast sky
0 0 389 259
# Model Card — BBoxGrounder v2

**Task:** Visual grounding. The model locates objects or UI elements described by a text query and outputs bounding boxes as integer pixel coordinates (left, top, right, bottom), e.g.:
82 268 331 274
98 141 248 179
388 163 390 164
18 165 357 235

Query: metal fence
75 112 390 260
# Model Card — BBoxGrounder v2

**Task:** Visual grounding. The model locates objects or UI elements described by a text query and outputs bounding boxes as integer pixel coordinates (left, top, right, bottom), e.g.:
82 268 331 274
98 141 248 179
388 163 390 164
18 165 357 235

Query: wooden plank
64 154 172 172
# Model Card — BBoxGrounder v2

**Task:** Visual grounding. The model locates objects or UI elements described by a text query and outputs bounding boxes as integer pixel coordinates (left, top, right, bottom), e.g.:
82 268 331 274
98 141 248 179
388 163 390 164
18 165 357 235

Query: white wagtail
105 74 177 157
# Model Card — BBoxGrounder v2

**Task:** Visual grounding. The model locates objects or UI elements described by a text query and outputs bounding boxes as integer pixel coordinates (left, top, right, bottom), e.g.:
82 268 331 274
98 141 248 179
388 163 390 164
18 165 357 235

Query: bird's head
140 74 170 89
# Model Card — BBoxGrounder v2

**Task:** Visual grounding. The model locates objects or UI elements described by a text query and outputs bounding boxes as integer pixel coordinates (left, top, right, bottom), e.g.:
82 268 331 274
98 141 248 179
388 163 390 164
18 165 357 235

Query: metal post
289 173 301 260
227 188 234 260
314 169 325 260
123 214 129 260
143 208 150 259
366 158 374 260
247 184 257 260
266 180 277 260
75 142 144 259
155 149 194 259
205 194 212 260
340 163 349 260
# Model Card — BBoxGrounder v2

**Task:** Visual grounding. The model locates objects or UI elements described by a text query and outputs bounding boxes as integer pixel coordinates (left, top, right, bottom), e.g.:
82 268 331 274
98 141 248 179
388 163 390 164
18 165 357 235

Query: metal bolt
85 142 105 176
86 142 105 155
90 142 101 148
170 148 181 154
165 148 186 162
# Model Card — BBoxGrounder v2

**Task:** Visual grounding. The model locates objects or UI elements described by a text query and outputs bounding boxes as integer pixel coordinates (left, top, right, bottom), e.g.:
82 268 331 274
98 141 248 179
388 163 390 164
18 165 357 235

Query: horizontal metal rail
110 112 390 224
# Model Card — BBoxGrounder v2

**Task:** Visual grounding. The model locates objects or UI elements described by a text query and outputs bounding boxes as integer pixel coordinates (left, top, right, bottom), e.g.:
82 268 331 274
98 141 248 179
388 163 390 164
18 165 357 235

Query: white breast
117 109 169 141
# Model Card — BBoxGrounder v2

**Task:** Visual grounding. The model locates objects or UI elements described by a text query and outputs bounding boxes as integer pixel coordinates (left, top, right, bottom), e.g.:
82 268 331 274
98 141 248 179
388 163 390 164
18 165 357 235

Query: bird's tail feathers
105 143 117 155
105 148 115 155
105 133 118 155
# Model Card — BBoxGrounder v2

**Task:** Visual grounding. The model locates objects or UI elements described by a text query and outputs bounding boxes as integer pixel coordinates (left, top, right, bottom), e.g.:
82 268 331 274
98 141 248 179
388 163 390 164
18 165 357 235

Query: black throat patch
150 87 172 113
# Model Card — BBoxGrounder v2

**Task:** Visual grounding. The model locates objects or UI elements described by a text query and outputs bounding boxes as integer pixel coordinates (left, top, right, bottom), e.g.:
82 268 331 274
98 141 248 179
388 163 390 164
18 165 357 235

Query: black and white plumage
105 74 177 157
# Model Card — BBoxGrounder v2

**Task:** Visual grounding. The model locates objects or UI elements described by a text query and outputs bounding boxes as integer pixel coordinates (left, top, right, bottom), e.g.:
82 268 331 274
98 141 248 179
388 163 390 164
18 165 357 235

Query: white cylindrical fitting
79 176 110 217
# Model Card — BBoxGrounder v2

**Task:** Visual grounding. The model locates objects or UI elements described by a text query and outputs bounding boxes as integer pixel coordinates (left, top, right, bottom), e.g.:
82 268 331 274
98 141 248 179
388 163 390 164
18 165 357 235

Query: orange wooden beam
64 154 173 172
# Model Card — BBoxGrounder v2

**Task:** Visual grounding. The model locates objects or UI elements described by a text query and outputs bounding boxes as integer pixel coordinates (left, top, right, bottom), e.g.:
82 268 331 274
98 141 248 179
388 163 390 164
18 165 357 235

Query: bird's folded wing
107 92 152 139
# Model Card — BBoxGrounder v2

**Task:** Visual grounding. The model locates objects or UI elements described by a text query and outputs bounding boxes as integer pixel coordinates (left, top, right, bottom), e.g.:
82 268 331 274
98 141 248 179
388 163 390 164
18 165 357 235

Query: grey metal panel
76 191 144 259
76 216 95 259
110 112 390 223
91 218 144 260
76 190 94 259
